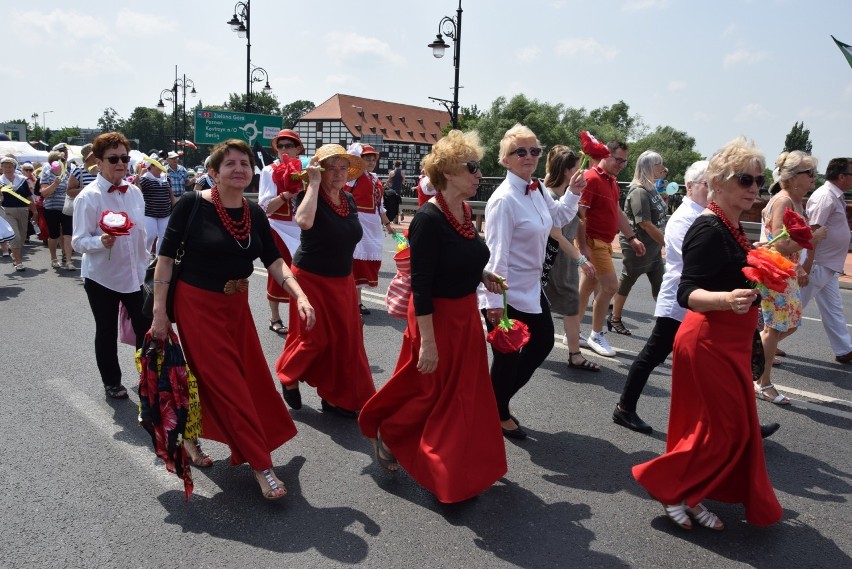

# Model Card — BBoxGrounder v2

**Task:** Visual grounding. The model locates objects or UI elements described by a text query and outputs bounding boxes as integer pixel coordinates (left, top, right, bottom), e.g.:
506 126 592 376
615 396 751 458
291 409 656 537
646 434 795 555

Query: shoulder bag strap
174 192 201 266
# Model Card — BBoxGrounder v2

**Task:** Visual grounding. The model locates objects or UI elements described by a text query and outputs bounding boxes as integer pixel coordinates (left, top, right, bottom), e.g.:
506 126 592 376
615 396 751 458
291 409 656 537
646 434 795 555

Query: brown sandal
568 352 600 372
183 440 213 468
269 319 288 337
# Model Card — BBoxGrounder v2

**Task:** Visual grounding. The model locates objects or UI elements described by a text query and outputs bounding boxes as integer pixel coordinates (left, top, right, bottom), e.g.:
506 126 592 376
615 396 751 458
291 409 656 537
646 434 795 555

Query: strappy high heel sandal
254 468 287 500
607 315 632 336
663 502 693 530
183 440 213 468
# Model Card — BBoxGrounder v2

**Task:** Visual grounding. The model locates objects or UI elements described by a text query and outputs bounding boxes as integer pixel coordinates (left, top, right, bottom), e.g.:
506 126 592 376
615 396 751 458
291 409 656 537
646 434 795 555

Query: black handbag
142 192 201 322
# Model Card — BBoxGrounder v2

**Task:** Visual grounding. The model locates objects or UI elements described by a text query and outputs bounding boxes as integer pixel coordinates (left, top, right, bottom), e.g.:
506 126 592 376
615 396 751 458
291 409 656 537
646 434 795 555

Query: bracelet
625 234 637 241
573 255 587 267
153 279 170 285
385 222 392 227
280 275 296 287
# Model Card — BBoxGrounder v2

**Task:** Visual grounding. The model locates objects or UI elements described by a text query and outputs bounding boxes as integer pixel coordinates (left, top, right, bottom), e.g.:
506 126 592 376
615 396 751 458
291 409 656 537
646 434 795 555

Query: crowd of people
3 126 850 525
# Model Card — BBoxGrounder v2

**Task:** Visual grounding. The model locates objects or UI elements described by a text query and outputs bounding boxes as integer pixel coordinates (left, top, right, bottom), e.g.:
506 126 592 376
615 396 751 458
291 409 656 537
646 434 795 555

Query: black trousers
83 278 150 388
483 292 554 421
619 316 681 412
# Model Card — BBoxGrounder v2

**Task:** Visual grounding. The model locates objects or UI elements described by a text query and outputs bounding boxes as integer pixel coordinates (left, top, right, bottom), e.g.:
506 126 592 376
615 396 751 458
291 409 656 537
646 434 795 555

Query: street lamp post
226 1 252 113
156 67 197 154
156 88 177 153
250 66 272 104
427 0 463 129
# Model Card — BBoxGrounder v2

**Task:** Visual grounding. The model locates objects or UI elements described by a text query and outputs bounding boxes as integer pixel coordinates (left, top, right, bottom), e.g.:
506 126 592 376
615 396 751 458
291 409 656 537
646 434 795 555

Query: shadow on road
158 455 380 564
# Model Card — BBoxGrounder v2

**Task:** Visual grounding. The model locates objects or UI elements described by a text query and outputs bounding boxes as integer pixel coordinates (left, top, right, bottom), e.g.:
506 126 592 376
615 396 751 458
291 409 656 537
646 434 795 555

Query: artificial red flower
99 210 134 236
271 156 305 193
487 318 531 353
486 284 531 353
579 131 611 161
742 248 797 293
781 208 813 250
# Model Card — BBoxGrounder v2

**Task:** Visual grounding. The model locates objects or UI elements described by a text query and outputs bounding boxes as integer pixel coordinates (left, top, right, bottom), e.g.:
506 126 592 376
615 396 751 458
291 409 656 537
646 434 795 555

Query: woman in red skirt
150 139 315 500
276 145 376 417
632 137 783 529
358 130 507 503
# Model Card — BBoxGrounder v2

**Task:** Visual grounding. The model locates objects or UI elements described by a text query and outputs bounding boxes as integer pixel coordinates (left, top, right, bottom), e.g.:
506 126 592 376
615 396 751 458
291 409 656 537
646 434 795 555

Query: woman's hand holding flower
482 271 507 295
568 169 587 195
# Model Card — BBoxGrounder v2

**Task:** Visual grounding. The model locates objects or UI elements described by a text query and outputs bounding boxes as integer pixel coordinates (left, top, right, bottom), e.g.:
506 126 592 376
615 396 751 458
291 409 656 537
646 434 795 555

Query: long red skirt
174 281 297 470
632 307 782 526
275 267 376 411
266 231 293 303
352 259 380 288
358 294 507 503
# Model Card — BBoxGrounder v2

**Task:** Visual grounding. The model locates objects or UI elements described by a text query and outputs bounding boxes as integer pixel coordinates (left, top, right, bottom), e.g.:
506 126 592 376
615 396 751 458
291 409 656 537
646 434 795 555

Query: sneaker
588 331 616 357
579 334 589 348
65 262 75 271
51 259 61 268
14 263 25 272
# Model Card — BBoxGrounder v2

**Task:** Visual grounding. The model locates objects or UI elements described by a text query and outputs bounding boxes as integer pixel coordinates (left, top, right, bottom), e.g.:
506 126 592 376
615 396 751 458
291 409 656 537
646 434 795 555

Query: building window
316 122 323 132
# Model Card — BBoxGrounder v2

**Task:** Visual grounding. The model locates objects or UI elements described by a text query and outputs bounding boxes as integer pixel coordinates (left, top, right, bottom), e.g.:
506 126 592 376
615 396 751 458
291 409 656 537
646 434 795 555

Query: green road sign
194 109 282 146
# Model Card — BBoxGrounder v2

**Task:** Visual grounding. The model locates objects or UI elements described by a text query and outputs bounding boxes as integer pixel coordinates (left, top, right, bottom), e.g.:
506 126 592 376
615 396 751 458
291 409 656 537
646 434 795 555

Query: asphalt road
1 236 850 569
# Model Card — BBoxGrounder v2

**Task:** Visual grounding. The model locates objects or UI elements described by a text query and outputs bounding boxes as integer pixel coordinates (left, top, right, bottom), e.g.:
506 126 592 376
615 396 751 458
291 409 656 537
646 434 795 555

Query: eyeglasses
733 173 765 188
459 161 480 174
104 155 131 164
510 147 542 158
613 157 628 165
22 168 34 172
796 168 816 177
277 141 297 150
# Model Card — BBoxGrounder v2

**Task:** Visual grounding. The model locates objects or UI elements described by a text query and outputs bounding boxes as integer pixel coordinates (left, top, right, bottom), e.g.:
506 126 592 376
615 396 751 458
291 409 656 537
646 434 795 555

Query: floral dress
759 196 802 332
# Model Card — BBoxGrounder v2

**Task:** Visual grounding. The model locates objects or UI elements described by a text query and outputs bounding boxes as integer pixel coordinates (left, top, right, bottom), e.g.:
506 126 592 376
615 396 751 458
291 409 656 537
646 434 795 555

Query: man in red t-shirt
577 141 645 357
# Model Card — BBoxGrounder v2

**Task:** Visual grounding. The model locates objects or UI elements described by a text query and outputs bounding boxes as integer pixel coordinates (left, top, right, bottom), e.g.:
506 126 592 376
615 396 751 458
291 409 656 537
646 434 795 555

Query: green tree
97 107 124 132
628 126 703 184
122 107 172 154
226 92 282 116
783 121 812 153
48 127 82 149
281 99 315 128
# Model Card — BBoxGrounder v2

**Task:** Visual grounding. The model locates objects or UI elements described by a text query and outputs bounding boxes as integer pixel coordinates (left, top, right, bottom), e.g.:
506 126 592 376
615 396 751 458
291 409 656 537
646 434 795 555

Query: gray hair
705 136 765 201
630 150 663 190
498 123 541 164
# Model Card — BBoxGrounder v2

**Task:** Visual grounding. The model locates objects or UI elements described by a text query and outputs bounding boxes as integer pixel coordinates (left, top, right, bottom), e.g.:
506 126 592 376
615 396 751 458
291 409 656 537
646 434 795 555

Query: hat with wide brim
142 156 168 173
271 129 303 149
314 144 365 181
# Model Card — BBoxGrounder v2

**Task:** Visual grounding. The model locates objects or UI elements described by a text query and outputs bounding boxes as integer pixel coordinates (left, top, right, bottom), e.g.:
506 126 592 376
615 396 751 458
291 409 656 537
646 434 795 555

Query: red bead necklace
708 201 752 252
211 187 252 241
435 190 476 240
321 188 350 217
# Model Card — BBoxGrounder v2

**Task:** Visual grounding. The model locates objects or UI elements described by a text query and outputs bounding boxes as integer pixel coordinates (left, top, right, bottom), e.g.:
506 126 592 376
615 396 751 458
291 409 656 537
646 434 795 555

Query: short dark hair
209 139 255 172
92 132 131 159
606 140 628 154
824 157 852 181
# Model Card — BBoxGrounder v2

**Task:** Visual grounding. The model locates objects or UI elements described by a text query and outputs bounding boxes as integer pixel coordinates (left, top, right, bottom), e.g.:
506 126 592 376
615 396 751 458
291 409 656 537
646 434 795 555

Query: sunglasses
510 147 542 158
23 168 34 172
460 160 480 174
796 168 816 177
613 157 628 165
277 141 297 150
733 173 765 188
104 155 131 164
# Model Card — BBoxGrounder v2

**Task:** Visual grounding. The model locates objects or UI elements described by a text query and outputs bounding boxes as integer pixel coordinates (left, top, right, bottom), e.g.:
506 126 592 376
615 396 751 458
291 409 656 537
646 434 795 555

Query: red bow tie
526 180 540 195
109 184 128 194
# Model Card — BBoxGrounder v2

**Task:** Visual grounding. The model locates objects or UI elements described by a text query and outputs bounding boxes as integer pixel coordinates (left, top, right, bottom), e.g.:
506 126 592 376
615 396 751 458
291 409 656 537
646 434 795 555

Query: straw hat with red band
271 129 303 150
314 144 365 181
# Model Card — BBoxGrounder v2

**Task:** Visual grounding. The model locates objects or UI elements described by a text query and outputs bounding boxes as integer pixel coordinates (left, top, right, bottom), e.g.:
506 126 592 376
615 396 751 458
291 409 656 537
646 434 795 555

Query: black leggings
618 316 681 412
83 278 151 387
483 292 554 421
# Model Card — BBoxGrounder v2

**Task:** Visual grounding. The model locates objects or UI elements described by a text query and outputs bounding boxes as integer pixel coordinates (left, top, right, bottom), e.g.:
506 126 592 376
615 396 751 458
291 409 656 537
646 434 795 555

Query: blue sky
5 0 851 170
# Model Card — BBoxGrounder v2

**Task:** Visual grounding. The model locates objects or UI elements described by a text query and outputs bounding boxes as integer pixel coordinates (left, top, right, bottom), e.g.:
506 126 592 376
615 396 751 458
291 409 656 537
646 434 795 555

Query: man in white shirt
801 157 852 364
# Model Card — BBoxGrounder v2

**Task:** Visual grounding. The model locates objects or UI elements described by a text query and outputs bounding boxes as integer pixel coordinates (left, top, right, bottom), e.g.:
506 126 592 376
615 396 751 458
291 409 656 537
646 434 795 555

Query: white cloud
555 38 618 60
623 0 670 12
735 103 771 123
667 80 687 91
722 24 737 37
115 10 177 35
325 32 405 66
516 47 541 64
723 49 768 68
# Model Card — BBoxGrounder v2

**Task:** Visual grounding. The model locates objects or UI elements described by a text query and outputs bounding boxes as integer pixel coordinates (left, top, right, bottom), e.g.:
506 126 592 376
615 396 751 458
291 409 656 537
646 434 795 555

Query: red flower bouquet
578 131 611 171
486 282 531 354
742 248 797 293
271 156 306 193
766 208 813 250
99 210 135 259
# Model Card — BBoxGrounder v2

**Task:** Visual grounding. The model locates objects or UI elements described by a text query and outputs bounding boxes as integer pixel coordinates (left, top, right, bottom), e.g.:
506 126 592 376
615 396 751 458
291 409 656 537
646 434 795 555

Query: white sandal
688 503 725 531
756 383 790 405
663 502 692 530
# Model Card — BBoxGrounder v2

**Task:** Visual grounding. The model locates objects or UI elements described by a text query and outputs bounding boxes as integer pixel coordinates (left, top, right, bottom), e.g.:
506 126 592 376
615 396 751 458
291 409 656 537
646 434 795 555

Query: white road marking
47 376 214 497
